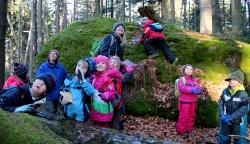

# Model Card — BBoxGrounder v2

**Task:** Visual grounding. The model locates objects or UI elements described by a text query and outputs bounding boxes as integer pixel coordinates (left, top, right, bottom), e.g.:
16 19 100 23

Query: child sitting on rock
61 58 98 122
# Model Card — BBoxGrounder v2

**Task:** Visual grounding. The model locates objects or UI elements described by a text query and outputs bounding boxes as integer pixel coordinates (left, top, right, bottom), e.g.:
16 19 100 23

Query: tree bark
100 0 103 16
63 0 67 29
18 3 23 62
200 0 212 34
73 0 77 20
44 1 49 42
212 0 220 34
170 0 175 24
37 0 43 54
161 0 167 21
0 0 8 88
129 0 131 22
95 0 100 16
29 0 36 78
111 0 114 18
231 0 242 30
183 0 187 28
55 0 60 33
121 0 126 21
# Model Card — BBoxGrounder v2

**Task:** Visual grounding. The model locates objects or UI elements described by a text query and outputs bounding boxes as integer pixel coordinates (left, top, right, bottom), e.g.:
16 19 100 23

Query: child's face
96 61 107 72
109 59 119 69
184 66 193 76
48 51 58 62
75 61 88 75
115 25 125 36
30 79 47 98
229 79 241 88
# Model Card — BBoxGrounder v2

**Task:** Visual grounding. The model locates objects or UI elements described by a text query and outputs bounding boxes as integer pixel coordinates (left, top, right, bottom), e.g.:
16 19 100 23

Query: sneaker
148 52 159 59
172 57 179 65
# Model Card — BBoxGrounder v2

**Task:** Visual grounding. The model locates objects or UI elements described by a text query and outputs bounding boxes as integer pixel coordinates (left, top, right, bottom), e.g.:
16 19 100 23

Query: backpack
91 35 116 56
149 22 164 32
174 77 186 98
102 78 123 110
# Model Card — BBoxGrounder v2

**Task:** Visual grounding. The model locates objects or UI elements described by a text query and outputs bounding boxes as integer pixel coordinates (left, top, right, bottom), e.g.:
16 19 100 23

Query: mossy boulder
0 109 69 143
36 17 250 128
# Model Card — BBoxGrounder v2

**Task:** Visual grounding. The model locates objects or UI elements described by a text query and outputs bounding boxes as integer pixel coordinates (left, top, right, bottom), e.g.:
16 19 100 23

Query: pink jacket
3 75 26 89
91 68 122 122
178 75 200 102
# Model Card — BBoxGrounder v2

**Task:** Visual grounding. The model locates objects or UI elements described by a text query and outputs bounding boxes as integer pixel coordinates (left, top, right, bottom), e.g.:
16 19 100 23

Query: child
218 70 249 144
61 59 98 122
99 22 126 60
176 64 203 136
109 56 125 130
0 73 56 113
90 55 122 128
3 63 29 89
139 17 178 65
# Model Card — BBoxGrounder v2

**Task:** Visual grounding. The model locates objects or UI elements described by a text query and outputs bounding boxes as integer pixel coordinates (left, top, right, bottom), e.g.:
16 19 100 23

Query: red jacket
3 75 26 89
140 20 165 44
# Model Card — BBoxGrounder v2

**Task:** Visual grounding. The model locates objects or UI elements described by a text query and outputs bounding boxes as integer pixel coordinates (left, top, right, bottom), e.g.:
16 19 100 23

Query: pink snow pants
176 101 197 134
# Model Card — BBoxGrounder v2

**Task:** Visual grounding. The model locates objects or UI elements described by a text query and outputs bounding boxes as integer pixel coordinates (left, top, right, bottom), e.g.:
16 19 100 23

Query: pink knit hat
94 55 109 65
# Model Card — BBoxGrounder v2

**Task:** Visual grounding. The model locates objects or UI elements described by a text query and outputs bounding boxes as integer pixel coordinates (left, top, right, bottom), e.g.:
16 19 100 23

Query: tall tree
212 0 221 34
200 0 212 34
183 0 187 28
231 0 242 30
0 0 8 88
63 0 67 29
111 0 114 18
95 0 100 16
37 0 43 53
55 0 60 33
170 0 175 24
121 0 126 21
18 3 23 62
129 0 132 21
73 0 77 20
248 0 250 29
161 0 169 22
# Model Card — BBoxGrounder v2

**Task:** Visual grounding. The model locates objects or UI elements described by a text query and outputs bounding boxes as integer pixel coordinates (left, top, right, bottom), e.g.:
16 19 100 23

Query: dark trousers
144 38 176 63
218 121 240 144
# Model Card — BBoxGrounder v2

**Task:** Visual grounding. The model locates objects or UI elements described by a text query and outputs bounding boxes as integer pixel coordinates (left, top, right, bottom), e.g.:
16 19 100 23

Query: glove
191 87 203 95
14 104 35 112
222 115 233 124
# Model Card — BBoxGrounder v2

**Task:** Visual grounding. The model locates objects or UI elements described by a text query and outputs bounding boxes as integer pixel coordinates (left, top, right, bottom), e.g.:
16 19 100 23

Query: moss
0 109 68 144
37 17 250 128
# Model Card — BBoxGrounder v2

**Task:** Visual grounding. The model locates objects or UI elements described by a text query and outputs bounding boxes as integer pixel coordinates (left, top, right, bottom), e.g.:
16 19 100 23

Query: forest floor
124 115 249 144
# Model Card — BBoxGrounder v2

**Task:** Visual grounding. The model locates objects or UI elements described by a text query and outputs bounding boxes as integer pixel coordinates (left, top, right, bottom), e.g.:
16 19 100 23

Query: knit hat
225 70 244 84
84 57 96 77
182 64 193 75
110 56 121 68
48 49 60 60
14 63 28 80
112 22 125 32
94 55 109 65
140 17 149 26
36 73 56 93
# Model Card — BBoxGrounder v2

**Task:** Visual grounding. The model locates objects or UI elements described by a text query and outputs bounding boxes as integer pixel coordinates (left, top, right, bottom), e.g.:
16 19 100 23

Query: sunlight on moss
203 63 230 84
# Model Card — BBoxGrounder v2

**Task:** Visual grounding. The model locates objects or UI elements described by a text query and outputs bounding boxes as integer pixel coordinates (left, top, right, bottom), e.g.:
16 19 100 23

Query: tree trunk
121 0 126 21
44 1 49 42
248 1 250 30
100 0 103 16
18 3 23 62
73 0 77 20
37 0 43 54
7 13 18 48
170 0 175 24
62 0 67 29
86 0 89 18
55 0 60 33
231 0 242 30
212 0 220 34
193 0 199 32
129 0 131 22
183 0 187 28
95 0 100 16
111 0 114 18
200 0 212 34
34 0 37 56
0 0 7 88
161 0 167 21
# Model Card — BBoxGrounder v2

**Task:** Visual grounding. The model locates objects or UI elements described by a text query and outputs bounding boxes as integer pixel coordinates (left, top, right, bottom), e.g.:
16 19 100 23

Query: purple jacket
178 75 200 102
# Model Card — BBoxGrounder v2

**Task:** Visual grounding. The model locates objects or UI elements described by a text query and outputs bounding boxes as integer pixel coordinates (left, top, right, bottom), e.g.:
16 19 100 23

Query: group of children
0 19 249 143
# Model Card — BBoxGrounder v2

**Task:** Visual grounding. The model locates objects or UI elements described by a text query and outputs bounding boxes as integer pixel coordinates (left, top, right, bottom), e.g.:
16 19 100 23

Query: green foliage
0 109 68 144
196 100 219 128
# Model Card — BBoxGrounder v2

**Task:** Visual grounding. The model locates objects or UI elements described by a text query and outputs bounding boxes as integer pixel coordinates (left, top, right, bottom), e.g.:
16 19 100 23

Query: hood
143 20 154 28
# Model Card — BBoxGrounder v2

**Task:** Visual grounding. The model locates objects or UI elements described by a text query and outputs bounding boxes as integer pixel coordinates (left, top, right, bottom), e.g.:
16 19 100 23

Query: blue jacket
63 75 97 122
36 61 68 100
0 85 33 112
99 33 124 61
